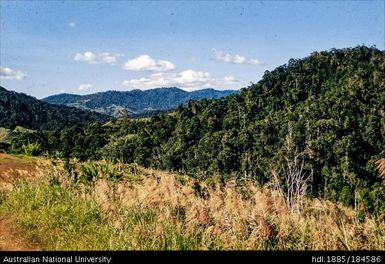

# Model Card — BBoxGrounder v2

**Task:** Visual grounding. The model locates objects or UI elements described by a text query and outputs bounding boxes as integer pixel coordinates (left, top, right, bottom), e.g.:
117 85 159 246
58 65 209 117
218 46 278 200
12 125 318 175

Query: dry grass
71 165 384 250
1 157 384 250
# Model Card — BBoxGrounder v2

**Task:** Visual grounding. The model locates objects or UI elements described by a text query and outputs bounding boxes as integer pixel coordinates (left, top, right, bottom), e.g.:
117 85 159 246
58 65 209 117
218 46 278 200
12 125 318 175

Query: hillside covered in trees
8 46 385 216
0 86 111 130
43 87 236 117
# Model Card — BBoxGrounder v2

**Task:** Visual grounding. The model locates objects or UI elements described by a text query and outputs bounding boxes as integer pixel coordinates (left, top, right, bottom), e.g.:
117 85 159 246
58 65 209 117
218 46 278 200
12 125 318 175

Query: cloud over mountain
122 55 176 72
74 51 122 65
78 83 92 91
0 67 27 80
123 69 238 90
214 49 261 65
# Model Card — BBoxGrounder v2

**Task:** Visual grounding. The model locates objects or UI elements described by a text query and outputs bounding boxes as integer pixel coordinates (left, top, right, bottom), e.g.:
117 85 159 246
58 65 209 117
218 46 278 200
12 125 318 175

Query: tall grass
0 159 384 250
0 181 116 250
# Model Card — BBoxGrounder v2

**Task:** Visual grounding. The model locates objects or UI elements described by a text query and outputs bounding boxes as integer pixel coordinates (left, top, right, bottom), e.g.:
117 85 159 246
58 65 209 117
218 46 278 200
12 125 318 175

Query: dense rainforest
42 87 236 117
4 46 385 216
0 87 111 130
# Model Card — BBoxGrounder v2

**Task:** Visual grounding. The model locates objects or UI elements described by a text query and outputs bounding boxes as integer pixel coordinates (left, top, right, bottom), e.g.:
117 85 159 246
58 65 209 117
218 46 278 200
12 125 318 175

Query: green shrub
21 142 41 156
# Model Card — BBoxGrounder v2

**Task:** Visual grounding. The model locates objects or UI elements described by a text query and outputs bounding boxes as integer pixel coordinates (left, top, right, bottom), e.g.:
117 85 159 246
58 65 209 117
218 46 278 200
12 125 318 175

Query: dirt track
0 215 41 250
0 154 49 251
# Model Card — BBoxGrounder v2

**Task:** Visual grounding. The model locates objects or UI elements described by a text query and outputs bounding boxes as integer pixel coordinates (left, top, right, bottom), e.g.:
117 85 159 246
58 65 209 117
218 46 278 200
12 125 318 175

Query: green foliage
78 163 100 183
339 186 353 206
75 161 141 184
21 142 41 156
0 86 111 130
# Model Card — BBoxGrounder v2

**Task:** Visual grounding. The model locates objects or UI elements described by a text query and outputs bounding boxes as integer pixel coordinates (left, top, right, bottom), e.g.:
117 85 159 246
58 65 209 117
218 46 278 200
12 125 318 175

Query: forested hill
106 46 383 212
9 46 385 215
42 87 236 117
0 86 111 130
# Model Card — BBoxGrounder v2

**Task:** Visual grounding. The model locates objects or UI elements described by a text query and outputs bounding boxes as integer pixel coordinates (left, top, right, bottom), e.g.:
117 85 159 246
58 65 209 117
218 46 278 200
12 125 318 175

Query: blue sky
0 0 384 98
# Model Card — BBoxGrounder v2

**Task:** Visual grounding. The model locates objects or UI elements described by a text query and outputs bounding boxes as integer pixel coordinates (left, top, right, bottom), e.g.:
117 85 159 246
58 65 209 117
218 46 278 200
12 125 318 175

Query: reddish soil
0 215 41 250
0 153 49 190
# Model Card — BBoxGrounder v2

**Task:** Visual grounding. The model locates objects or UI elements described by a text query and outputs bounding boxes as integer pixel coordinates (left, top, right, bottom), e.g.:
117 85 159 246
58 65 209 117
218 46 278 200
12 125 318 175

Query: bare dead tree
271 123 311 213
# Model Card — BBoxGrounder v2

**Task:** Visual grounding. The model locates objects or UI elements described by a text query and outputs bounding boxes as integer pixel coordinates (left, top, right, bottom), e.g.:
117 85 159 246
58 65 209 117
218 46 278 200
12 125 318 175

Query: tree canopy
7 46 385 216
0 87 111 130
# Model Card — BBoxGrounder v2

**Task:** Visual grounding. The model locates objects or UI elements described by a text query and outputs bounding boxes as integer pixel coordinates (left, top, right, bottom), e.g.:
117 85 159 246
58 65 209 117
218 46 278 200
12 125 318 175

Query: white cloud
123 70 238 90
73 51 122 65
214 49 261 65
122 55 175 72
0 66 27 80
78 83 92 91
224 75 239 83
68 22 76 28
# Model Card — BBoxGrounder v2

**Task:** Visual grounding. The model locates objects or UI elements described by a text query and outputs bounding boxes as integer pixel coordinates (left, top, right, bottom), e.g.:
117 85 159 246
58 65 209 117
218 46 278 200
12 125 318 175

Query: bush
21 142 41 156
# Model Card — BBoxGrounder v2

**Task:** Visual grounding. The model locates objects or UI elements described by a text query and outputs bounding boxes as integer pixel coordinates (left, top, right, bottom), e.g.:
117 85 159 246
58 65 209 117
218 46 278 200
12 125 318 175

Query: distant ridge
43 87 237 117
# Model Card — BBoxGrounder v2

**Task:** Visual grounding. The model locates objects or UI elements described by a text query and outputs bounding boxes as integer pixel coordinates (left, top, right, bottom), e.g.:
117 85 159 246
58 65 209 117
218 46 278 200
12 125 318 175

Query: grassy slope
0 155 384 250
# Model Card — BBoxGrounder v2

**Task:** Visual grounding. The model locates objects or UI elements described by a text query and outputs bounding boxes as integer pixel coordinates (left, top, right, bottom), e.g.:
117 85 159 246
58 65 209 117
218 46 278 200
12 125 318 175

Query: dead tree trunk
272 123 311 213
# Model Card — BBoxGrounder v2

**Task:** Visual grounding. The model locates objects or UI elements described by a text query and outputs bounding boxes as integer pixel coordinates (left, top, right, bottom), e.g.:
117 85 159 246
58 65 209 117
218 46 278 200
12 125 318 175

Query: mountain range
42 87 237 117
